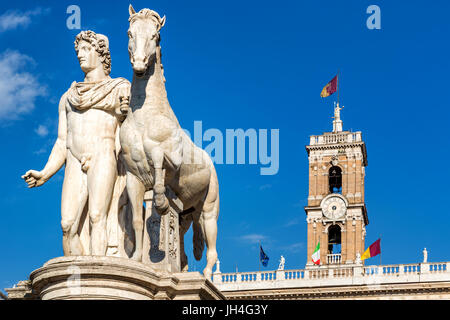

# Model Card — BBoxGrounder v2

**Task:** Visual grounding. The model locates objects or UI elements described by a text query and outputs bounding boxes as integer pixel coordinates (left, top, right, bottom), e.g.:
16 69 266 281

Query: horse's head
128 5 166 77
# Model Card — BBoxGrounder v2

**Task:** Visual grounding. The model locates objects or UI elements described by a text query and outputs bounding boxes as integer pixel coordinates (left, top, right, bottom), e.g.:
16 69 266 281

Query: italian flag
312 242 320 265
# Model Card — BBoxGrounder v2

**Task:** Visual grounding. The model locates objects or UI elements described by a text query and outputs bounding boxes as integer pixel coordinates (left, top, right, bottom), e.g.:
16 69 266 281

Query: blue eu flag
260 245 269 267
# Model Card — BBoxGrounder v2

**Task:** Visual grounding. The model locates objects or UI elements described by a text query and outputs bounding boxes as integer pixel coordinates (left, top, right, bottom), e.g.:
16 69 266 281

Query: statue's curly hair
74 30 111 75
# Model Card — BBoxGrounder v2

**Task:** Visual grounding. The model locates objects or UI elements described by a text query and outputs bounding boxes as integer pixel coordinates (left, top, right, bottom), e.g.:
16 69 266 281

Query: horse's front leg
150 146 169 215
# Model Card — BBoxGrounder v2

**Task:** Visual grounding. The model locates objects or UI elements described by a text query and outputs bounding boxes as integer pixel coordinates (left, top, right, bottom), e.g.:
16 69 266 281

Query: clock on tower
305 103 368 267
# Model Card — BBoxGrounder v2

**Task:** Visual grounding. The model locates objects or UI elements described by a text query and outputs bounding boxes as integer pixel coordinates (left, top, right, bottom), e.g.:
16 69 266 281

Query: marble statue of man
356 252 362 265
334 102 343 120
22 31 131 256
423 248 428 263
278 255 285 270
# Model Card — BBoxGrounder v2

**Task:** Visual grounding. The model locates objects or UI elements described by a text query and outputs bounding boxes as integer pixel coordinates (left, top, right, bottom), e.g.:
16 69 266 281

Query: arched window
329 166 342 194
327 225 342 254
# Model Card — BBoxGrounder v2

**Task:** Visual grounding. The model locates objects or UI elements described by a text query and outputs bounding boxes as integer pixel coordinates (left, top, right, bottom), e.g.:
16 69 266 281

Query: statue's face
77 40 103 75
128 18 159 77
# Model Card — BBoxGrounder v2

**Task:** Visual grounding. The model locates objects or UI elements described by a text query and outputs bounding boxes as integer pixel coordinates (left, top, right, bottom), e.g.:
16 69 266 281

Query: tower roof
306 102 368 166
306 131 368 167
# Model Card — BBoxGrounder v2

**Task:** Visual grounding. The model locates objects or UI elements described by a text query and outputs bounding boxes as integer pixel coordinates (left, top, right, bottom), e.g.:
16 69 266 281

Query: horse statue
119 5 220 278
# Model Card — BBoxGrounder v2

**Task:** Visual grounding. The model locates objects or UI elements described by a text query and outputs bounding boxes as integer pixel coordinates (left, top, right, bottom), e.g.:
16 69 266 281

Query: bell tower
305 103 368 267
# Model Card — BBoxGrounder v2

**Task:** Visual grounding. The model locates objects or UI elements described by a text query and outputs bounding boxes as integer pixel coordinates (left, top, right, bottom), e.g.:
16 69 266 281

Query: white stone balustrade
310 131 362 146
212 261 450 292
327 254 342 264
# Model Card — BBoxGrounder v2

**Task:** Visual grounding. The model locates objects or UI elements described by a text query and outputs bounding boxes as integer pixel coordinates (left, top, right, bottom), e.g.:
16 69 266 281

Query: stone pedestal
142 189 182 273
4 280 35 300
7 256 224 300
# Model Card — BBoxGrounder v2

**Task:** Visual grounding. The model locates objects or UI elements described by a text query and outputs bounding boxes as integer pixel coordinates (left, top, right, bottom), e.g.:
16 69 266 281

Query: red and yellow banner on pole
361 238 381 261
320 75 338 98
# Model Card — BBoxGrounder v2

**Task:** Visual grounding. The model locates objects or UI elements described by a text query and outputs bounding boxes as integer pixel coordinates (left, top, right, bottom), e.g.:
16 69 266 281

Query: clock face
322 196 346 219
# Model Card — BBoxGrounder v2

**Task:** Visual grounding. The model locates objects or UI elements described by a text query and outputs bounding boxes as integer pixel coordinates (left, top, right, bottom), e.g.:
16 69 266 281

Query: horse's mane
129 9 164 29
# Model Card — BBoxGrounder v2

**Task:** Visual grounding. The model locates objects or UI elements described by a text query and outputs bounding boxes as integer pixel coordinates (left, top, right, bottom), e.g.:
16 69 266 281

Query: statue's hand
120 106 129 115
21 170 47 188
119 95 130 116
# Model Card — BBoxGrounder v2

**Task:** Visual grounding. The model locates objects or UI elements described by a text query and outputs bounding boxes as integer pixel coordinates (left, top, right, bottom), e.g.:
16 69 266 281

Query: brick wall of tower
308 162 317 205
307 222 313 263
320 225 327 265
308 152 365 206
342 218 366 263
307 219 324 264
306 139 368 267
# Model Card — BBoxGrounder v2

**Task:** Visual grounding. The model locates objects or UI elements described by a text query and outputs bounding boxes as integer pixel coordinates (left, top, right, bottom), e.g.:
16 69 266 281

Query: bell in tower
328 225 341 246
328 165 342 194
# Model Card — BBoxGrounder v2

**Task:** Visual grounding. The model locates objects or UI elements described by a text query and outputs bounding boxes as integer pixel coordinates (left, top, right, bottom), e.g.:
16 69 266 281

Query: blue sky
1 0 450 289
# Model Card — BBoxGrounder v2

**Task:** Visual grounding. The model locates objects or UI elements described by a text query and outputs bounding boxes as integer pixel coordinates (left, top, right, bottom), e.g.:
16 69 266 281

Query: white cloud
35 125 48 137
284 217 301 227
238 234 268 244
259 184 272 191
280 242 304 253
33 147 47 155
0 7 50 32
0 50 46 120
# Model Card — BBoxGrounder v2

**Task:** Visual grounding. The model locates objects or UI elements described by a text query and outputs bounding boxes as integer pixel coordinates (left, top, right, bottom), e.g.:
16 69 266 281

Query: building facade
211 104 450 299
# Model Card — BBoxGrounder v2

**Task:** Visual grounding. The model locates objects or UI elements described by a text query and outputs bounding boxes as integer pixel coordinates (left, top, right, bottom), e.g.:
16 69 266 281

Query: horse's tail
193 219 204 261
178 206 203 261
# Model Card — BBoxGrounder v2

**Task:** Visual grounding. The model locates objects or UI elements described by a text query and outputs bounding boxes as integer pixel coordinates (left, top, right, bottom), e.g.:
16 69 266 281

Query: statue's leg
61 151 88 256
87 153 117 256
126 172 145 261
200 194 219 279
200 209 218 279
150 147 169 214
179 213 193 272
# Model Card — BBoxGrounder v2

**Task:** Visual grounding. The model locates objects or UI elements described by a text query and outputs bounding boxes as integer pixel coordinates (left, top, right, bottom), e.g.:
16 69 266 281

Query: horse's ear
160 15 166 28
129 4 136 16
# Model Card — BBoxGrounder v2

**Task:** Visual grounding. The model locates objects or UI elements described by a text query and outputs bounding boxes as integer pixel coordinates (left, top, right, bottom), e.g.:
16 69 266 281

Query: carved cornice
306 142 368 167
223 282 450 300
304 203 368 226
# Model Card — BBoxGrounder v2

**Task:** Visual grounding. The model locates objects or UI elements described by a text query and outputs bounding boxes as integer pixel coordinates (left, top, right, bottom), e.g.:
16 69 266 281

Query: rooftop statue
278 256 285 270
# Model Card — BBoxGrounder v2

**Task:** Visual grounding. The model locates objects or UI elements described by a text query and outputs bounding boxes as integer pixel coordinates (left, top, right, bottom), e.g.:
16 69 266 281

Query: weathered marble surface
120 5 220 278
22 31 132 258
16 7 221 302
8 256 224 300
20 6 221 275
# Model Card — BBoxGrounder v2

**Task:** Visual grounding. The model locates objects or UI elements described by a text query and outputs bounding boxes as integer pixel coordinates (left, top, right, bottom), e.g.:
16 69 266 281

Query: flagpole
337 70 340 107
379 234 382 266
259 241 261 273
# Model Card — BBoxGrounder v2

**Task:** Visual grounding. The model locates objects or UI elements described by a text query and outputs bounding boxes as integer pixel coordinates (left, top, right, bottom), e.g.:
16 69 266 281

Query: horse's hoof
156 204 170 216
155 194 169 215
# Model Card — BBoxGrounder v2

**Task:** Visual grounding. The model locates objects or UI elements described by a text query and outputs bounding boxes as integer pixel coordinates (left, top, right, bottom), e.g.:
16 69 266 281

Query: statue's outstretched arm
22 94 68 188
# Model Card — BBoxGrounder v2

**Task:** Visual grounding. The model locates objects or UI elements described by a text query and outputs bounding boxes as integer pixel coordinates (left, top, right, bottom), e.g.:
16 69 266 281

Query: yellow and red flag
361 238 381 261
320 75 338 98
